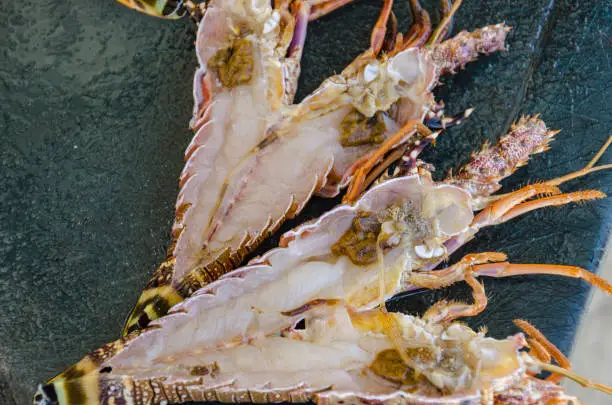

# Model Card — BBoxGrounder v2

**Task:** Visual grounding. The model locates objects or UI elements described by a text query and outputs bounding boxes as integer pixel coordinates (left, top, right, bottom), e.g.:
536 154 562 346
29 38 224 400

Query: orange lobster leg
370 0 394 54
422 271 487 323
409 252 507 289
381 11 399 54
409 251 611 311
363 144 409 189
514 320 612 395
410 252 503 322
308 0 355 21
525 337 552 365
344 120 433 203
498 190 606 224
427 0 462 45
472 262 612 295
471 184 562 228
401 0 432 49
513 319 571 383
311 0 394 54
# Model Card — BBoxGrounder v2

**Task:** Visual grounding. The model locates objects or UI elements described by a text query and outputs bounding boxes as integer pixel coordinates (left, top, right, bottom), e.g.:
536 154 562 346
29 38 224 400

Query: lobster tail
122 266 185 336
34 374 103 405
114 0 188 19
35 374 143 405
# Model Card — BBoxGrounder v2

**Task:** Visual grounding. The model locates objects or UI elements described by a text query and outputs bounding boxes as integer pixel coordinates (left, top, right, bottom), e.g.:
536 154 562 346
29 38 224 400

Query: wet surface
0 0 610 403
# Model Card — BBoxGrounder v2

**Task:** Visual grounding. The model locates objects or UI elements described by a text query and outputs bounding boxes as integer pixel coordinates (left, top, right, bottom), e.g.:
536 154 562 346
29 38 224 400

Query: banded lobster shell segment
114 0 188 19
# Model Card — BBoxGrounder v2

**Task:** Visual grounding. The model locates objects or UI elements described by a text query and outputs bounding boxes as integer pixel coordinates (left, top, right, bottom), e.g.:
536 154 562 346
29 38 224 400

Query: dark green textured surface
0 0 610 403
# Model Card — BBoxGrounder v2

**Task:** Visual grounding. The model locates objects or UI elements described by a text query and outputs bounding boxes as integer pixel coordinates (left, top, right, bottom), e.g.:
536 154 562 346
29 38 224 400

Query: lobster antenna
545 136 612 187
530 360 612 395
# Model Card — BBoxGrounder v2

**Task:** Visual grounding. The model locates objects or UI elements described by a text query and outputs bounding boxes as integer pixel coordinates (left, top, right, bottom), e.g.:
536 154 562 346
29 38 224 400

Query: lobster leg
369 107 474 184
401 0 432 49
381 11 399 54
422 270 487 323
524 336 553 364
471 261 612 295
408 251 612 304
427 0 462 45
495 190 606 224
515 321 612 395
409 252 499 322
363 144 411 188
409 252 508 289
432 0 455 43
310 0 394 54
371 0 395 54
472 183 607 228
344 120 434 203
364 128 441 189
424 107 474 130
471 183 562 228
513 319 571 383
308 0 355 21
372 108 474 183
